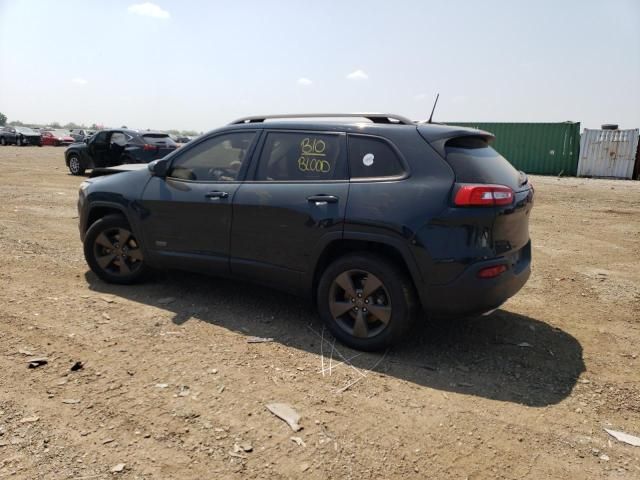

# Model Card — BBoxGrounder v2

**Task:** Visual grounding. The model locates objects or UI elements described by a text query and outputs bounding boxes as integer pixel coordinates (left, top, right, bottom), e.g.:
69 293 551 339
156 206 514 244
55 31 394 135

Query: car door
230 129 349 293
3 127 17 143
88 131 110 167
140 130 258 274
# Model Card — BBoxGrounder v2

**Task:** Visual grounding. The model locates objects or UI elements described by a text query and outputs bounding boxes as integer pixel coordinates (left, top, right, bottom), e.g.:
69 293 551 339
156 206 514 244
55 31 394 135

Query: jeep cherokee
77 113 533 351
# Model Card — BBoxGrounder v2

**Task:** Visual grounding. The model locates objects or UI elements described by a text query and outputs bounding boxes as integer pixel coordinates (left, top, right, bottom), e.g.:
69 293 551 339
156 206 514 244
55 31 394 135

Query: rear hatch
141 133 177 158
419 127 534 259
444 136 533 255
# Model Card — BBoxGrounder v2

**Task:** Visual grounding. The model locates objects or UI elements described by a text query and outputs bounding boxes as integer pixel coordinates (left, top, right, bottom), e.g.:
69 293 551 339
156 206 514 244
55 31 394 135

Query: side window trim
246 129 348 183
346 133 410 182
166 129 260 183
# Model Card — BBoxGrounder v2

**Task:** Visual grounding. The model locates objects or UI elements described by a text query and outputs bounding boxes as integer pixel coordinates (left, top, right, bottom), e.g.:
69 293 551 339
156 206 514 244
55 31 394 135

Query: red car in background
41 130 75 146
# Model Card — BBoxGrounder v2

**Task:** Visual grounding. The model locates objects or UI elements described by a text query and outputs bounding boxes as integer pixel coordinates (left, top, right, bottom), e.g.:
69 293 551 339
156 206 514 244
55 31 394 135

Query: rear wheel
0 137 6 146
84 214 149 284
317 253 417 351
68 154 85 175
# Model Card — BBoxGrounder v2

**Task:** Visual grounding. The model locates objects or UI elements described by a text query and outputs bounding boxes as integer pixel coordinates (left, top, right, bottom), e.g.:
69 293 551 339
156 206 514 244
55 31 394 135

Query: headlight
79 181 91 192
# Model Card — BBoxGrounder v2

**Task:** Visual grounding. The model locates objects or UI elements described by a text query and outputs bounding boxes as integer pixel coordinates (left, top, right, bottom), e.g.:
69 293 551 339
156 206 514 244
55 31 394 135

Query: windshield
51 130 71 137
15 127 37 134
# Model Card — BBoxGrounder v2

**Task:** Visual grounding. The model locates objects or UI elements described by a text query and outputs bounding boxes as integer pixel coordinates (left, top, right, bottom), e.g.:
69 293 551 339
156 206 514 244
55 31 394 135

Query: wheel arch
65 149 79 166
84 203 142 246
86 205 125 231
310 233 424 305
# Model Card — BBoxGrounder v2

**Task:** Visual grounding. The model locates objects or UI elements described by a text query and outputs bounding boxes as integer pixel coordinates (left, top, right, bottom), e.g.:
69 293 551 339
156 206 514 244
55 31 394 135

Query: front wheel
16 137 22 146
68 154 85 175
0 137 6 146
317 253 418 351
84 214 149 284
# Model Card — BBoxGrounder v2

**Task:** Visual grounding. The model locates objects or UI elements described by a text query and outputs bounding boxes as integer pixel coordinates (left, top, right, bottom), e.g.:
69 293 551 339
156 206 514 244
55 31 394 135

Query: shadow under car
85 270 584 407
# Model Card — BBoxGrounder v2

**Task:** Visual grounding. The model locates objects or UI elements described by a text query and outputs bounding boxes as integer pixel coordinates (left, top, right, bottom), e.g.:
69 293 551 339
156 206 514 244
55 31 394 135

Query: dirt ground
0 145 638 479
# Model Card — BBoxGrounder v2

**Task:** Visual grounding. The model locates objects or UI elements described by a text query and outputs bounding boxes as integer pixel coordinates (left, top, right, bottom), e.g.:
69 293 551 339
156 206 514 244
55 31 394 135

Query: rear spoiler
417 124 495 158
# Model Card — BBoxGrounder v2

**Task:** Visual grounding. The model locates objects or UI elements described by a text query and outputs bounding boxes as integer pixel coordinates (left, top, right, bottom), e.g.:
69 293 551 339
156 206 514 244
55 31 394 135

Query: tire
317 252 418 351
68 154 85 176
84 214 149 285
0 137 5 146
16 136 23 146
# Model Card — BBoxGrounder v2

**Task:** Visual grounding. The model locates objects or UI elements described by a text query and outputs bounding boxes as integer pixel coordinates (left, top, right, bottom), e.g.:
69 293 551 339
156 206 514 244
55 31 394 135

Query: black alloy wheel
329 269 392 339
317 253 417 351
84 215 149 284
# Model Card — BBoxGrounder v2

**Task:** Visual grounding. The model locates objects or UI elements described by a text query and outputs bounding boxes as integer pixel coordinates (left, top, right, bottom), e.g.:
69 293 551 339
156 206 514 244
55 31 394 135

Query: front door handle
205 191 229 199
307 195 338 204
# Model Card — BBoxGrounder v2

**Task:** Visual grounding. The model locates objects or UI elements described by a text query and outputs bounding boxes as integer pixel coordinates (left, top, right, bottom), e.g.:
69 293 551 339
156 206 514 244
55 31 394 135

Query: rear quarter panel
344 127 455 286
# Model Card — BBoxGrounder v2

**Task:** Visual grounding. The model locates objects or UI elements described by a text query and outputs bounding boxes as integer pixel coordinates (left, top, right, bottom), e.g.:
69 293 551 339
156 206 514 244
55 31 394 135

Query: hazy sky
1 0 639 131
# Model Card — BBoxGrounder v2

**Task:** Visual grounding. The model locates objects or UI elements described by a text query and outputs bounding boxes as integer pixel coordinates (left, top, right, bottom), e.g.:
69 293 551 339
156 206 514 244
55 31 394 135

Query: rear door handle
307 195 339 204
205 191 229 199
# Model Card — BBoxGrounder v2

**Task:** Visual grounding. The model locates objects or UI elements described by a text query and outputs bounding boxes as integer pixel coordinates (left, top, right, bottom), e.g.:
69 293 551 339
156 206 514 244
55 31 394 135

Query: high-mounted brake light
454 184 514 206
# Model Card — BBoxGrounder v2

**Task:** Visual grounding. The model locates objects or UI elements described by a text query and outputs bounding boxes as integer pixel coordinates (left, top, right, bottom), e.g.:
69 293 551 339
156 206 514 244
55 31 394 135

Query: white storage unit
578 128 639 179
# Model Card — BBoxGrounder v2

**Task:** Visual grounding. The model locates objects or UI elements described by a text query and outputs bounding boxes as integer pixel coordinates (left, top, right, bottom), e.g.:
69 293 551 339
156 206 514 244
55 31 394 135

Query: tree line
0 112 200 136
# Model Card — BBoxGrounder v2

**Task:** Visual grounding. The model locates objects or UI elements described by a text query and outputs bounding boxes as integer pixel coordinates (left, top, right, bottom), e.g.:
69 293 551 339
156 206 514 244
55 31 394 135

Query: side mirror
148 158 169 177
84 138 89 144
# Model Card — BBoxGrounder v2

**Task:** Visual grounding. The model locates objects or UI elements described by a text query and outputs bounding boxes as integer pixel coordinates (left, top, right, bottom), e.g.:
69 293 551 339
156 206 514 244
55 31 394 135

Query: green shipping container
444 122 581 176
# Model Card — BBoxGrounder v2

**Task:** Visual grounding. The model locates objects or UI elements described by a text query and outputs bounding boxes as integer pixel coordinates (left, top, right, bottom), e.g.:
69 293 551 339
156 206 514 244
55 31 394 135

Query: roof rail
229 113 414 125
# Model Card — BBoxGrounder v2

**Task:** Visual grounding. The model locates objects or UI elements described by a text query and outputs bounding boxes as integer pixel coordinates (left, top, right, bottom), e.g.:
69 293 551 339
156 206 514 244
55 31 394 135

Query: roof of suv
224 113 493 143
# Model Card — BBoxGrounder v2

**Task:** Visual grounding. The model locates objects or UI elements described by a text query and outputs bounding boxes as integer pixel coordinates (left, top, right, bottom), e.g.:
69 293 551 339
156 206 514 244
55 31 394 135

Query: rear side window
348 135 405 178
110 132 127 146
256 132 345 181
445 136 520 187
142 134 176 147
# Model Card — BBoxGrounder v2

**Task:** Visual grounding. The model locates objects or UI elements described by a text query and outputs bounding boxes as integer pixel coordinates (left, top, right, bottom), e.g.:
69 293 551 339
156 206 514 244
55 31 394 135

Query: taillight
477 264 508 279
143 144 158 151
454 184 514 207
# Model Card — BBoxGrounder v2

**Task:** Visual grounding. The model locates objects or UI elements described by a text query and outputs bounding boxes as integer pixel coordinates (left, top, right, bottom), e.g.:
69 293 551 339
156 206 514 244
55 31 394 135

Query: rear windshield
445 136 521 188
142 134 176 146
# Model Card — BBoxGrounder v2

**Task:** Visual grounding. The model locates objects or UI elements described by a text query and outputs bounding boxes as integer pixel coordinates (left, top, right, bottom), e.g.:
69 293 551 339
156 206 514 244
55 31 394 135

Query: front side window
348 135 405 179
93 131 108 144
168 131 256 182
255 132 345 181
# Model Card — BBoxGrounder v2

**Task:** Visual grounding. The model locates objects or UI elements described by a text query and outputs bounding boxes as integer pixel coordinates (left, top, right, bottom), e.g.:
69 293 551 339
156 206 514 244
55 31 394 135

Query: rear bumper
423 241 531 316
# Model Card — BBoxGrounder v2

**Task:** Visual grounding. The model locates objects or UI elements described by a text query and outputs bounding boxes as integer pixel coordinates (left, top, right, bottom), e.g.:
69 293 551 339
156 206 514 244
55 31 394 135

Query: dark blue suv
77 114 533 350
65 129 177 175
